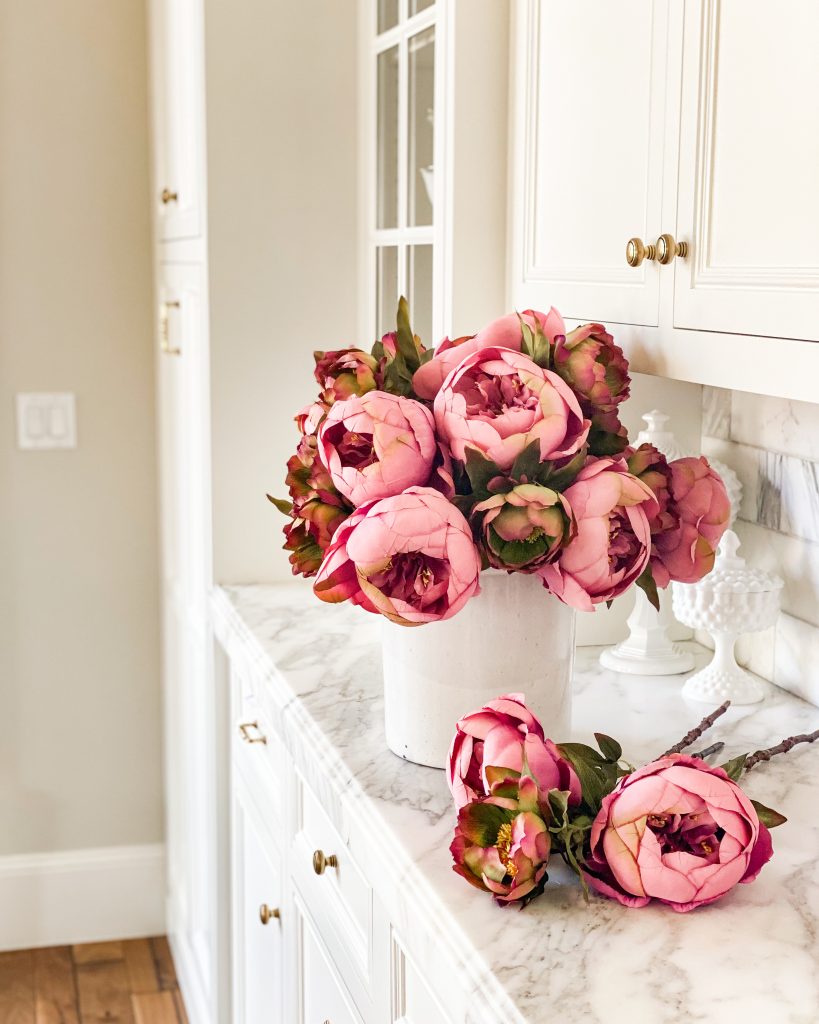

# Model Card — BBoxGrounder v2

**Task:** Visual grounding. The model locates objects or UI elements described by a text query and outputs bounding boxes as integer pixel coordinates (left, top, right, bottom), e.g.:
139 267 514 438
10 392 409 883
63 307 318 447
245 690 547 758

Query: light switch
16 393 77 450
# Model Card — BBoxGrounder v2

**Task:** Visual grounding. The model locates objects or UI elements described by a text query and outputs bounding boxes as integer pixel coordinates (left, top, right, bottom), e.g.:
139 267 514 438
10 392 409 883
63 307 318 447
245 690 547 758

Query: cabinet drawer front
296 897 363 1024
231 666 285 828
392 934 452 1024
232 784 284 1024
291 774 372 997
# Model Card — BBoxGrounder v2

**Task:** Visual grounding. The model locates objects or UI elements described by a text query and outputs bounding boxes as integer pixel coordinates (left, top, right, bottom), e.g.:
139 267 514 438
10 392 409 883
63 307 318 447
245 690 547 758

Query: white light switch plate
16 393 77 450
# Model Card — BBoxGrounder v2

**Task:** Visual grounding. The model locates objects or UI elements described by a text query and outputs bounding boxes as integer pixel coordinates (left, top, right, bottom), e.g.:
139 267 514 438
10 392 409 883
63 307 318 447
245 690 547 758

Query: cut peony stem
689 741 725 761
743 728 819 772
661 701 731 757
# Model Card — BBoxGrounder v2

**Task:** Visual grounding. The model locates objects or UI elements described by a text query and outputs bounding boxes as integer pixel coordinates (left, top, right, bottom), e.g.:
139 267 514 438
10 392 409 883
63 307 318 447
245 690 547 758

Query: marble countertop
212 583 819 1024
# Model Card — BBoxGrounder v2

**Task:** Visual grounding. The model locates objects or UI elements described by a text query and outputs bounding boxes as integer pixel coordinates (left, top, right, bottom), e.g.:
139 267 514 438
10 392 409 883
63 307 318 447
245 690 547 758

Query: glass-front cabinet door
368 0 440 345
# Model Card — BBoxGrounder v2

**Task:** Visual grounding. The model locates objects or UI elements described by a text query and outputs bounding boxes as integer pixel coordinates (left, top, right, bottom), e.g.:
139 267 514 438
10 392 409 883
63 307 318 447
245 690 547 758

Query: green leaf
594 733 622 763
510 440 544 485
266 494 292 515
750 799 788 829
395 296 422 374
720 753 748 781
557 743 610 814
547 788 569 821
588 424 629 457
541 446 588 491
636 566 660 612
464 447 502 499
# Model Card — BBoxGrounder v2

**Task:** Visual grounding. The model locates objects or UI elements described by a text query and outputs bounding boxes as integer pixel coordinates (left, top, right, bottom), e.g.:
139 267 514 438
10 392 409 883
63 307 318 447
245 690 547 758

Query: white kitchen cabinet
673 0 819 342
149 0 206 241
509 0 819 401
508 0 669 328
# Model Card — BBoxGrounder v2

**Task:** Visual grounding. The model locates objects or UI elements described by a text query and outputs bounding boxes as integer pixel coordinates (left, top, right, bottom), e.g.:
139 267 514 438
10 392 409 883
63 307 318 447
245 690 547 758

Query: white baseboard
0 843 165 951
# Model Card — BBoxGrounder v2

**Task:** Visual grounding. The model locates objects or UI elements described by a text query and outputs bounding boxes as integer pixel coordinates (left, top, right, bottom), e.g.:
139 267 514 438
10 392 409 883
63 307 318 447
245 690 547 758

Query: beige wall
205 0 360 583
0 1 162 853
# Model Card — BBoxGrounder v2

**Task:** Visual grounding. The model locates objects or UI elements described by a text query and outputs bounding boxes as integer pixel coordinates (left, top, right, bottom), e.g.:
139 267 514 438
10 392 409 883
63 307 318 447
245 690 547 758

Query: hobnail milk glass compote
672 530 783 705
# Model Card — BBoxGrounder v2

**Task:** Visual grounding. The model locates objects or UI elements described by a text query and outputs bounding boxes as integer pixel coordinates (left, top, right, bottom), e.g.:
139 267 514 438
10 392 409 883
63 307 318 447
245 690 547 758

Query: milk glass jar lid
699 530 784 595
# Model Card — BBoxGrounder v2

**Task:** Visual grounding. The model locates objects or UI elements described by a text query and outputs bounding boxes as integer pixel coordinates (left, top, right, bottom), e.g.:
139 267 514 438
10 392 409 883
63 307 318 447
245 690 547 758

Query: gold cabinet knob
238 721 267 744
160 188 178 204
258 903 280 925
656 232 688 265
312 849 338 875
626 237 657 268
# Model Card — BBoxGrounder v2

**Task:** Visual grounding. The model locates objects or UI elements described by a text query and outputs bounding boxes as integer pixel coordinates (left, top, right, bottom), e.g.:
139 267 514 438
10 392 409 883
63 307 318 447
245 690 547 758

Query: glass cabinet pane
377 46 399 229
409 0 434 15
376 246 400 337
407 28 435 227
378 0 399 34
408 244 433 344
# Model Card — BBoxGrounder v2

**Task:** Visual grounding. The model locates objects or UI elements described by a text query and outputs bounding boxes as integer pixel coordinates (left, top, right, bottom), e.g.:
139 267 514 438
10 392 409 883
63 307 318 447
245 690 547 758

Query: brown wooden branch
743 729 819 772
689 741 725 761
661 701 731 757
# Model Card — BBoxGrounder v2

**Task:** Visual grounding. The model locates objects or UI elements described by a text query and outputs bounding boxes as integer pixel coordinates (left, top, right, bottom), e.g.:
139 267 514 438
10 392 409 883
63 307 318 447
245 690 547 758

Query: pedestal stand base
600 643 695 676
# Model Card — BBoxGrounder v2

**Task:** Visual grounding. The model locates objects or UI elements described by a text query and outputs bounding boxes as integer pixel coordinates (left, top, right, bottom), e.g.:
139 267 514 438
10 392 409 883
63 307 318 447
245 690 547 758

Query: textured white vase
381 571 575 769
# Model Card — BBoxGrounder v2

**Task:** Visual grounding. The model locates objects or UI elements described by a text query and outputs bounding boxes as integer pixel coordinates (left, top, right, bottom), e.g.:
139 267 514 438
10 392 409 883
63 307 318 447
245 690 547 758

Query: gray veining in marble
213 583 819 1024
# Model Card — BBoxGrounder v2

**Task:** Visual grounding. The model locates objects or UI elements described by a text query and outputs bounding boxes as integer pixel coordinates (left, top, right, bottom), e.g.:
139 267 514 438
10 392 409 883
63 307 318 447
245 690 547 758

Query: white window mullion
396 25 409 304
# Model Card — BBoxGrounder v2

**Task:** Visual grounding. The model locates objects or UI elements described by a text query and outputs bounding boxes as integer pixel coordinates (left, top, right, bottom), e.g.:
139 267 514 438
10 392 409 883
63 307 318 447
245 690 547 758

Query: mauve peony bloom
447 694 580 810
652 456 730 586
473 484 574 572
553 323 630 451
539 458 658 611
413 308 565 401
314 348 378 404
317 392 436 506
313 486 481 625
281 433 351 577
450 774 552 905
434 348 589 470
584 754 773 913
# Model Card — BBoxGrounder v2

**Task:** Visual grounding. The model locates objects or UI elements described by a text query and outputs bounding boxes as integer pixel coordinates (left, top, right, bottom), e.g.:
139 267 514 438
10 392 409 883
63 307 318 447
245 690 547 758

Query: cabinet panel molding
674 0 819 340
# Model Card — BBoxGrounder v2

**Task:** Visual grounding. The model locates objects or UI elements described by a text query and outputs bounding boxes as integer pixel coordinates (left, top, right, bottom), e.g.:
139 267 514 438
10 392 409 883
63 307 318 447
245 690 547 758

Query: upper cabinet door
150 0 205 241
674 0 819 342
509 0 669 326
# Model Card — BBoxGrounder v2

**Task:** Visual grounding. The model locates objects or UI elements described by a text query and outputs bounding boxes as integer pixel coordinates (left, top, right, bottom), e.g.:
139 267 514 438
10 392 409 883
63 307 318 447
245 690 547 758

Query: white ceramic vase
381 571 576 769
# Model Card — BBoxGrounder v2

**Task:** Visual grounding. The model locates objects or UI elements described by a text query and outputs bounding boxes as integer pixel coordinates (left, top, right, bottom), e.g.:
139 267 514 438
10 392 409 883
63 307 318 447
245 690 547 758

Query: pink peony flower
651 456 731 586
433 347 588 470
317 392 436 506
584 754 773 913
412 308 565 401
450 774 552 906
313 486 481 625
553 323 630 452
473 484 575 572
313 348 378 404
447 694 580 809
539 458 658 611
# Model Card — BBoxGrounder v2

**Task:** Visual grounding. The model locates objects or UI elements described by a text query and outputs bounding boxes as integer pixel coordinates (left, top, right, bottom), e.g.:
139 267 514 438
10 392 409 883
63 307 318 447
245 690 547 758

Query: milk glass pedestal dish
381 571 575 769
672 531 783 705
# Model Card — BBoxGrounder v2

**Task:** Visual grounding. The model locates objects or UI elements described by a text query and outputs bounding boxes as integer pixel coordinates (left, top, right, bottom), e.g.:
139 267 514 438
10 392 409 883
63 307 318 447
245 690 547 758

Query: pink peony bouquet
446 694 808 911
271 300 731 623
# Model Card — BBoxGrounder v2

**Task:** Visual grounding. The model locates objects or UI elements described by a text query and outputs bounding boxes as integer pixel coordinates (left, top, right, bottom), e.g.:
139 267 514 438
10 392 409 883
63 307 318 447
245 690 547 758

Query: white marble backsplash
701 387 819 706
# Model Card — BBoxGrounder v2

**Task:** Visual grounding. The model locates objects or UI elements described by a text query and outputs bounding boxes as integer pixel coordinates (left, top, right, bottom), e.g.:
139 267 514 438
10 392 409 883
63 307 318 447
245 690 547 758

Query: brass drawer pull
312 849 338 875
160 188 178 204
238 720 267 744
258 903 280 925
159 300 181 356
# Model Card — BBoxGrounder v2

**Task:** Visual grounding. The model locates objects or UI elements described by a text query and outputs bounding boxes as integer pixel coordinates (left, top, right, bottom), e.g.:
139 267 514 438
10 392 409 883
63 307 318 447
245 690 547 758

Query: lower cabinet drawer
296 893 363 1024
291 772 372 995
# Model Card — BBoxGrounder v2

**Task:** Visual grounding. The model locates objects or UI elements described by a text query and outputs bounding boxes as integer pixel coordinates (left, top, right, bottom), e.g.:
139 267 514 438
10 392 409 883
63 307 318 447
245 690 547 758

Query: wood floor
0 937 188 1024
